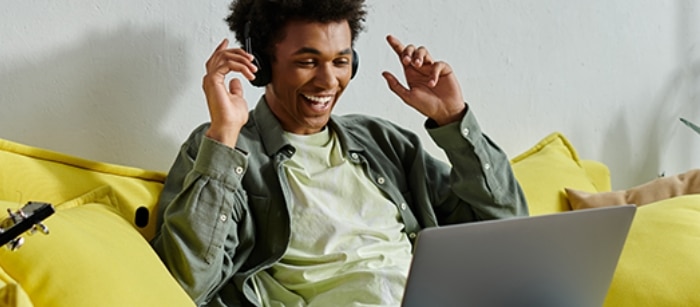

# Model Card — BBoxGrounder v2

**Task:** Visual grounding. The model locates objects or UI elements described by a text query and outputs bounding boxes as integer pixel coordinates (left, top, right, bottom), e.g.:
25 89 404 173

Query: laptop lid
401 205 636 307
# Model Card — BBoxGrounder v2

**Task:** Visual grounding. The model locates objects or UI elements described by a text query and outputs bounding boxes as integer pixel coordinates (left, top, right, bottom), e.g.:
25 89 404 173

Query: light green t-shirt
254 127 413 306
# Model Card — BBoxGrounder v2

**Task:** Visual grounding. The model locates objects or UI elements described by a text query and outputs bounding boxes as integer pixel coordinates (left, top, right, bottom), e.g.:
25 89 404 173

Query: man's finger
218 59 257 80
217 39 229 51
386 35 407 58
430 61 453 87
413 46 434 67
229 78 243 96
382 71 412 101
207 39 230 70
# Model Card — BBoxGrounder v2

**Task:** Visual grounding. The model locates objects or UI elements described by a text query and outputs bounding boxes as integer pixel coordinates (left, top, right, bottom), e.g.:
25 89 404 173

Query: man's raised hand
382 35 466 126
202 39 258 148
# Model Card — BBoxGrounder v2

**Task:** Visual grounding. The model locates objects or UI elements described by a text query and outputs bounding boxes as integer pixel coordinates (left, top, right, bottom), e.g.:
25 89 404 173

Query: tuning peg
32 223 50 235
8 237 24 251
1 202 55 251
5 208 17 224
6 208 27 224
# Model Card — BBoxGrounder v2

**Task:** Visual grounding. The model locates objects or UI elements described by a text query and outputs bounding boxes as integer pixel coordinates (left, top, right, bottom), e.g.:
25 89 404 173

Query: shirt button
400 203 407 210
235 166 244 174
462 128 470 137
484 163 491 170
219 214 228 222
409 232 417 239
377 177 386 185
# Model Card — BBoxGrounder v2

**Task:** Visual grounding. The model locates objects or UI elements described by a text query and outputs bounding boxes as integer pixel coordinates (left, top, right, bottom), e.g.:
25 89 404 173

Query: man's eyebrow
292 47 353 56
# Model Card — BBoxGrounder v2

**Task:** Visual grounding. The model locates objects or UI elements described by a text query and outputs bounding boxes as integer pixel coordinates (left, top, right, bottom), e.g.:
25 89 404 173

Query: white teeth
303 94 333 104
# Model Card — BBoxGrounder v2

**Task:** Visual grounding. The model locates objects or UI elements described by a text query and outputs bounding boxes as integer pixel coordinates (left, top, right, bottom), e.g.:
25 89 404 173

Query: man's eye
334 59 351 66
297 60 315 67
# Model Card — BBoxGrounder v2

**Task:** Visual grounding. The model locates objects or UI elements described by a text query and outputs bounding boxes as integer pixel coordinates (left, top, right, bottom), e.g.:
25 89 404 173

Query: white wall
2 0 699 189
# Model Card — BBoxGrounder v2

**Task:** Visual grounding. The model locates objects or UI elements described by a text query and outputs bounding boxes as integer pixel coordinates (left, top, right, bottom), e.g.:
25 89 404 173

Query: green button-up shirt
152 98 528 306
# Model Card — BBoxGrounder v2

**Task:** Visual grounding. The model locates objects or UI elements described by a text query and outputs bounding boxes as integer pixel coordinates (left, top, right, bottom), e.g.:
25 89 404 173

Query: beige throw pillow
566 169 700 209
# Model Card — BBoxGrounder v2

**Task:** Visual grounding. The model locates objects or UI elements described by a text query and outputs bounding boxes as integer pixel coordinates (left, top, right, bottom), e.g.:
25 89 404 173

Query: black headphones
244 21 360 87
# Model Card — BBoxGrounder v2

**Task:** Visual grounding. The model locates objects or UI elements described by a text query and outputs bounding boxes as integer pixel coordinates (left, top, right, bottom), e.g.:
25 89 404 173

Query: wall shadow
599 0 700 189
0 25 187 171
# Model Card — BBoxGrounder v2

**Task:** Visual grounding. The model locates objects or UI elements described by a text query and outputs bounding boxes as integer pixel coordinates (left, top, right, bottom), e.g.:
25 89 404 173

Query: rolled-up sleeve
151 130 252 305
426 107 529 221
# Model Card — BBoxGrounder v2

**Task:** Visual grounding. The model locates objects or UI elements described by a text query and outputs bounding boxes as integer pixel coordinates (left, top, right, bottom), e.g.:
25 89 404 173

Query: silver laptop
401 205 636 307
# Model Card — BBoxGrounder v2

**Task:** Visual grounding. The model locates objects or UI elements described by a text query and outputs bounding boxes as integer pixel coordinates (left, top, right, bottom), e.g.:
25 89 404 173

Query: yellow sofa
510 133 700 306
1 133 698 306
0 138 194 307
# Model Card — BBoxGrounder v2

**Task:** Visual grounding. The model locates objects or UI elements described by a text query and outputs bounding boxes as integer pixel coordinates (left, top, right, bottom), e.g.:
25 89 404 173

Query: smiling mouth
302 94 333 110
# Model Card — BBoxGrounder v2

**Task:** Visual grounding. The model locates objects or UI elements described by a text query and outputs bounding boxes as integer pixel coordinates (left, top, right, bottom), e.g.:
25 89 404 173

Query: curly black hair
225 0 367 59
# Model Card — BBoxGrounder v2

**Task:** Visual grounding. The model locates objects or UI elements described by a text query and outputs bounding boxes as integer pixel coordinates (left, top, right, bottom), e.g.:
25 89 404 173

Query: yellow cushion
604 195 700 306
510 132 601 215
0 138 165 239
0 266 32 307
0 200 194 307
580 160 612 192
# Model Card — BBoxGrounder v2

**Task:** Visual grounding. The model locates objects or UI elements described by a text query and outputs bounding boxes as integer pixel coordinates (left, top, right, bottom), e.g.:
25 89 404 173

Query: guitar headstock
0 202 55 251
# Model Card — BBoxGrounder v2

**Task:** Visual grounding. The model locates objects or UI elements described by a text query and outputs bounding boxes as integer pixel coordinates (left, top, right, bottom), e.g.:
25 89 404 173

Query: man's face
264 20 354 135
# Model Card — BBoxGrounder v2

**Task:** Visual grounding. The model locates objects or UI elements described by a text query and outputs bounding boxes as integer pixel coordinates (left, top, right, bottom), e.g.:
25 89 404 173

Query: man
152 0 528 306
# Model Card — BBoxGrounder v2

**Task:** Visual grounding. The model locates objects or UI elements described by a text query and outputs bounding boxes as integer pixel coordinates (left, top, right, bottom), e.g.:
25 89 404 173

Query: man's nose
313 63 341 88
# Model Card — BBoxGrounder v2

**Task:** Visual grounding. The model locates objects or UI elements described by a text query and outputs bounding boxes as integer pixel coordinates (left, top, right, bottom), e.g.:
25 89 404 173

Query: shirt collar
251 96 292 157
328 115 365 155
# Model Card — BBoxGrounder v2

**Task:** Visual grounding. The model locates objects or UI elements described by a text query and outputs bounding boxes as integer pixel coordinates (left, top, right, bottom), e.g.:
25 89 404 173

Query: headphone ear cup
351 49 359 79
250 53 271 87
